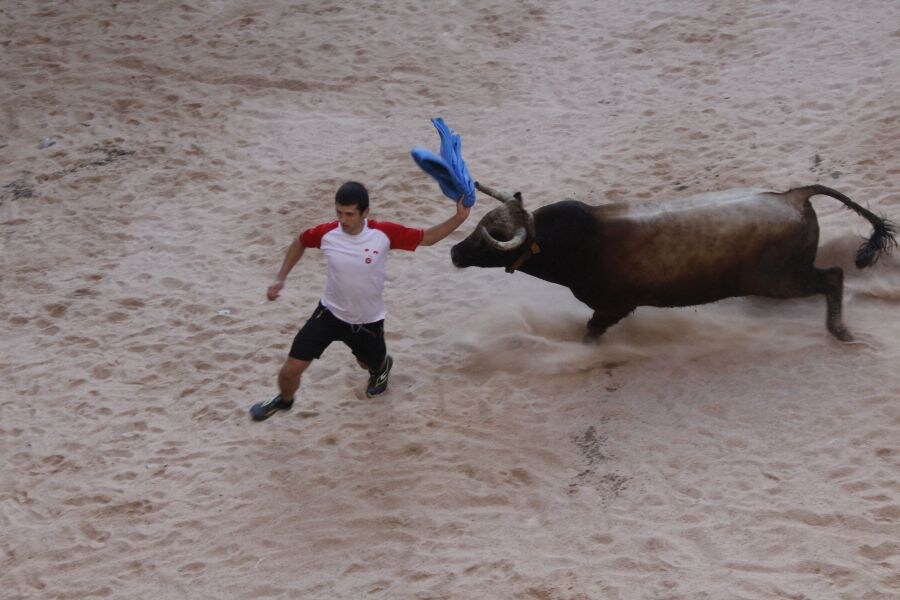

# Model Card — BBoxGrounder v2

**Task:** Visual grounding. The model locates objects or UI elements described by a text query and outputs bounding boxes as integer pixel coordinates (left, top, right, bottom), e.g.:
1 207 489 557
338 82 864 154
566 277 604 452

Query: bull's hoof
829 325 854 342
582 332 601 345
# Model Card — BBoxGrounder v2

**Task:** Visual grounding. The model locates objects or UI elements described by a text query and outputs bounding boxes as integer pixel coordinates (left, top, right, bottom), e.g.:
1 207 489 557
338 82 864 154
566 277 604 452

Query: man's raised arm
420 198 471 246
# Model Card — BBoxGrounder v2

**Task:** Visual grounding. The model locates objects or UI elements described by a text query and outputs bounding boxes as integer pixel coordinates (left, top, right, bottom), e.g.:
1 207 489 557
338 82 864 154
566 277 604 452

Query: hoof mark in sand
574 425 607 465
40 143 136 185
570 425 630 499
1 177 35 201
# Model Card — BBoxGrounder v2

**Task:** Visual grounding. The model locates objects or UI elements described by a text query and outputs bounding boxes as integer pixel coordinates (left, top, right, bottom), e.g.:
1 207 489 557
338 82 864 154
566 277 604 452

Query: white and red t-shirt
299 219 424 324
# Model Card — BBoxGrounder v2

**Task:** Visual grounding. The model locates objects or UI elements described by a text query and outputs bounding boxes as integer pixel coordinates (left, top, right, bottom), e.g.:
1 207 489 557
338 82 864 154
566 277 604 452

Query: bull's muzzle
450 243 464 267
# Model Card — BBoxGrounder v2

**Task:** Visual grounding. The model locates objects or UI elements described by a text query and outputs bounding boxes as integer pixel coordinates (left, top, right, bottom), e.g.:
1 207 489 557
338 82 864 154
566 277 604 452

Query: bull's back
593 189 815 306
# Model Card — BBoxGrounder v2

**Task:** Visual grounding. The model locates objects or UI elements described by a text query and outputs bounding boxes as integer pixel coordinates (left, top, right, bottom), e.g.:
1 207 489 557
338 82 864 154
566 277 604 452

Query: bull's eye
487 228 509 241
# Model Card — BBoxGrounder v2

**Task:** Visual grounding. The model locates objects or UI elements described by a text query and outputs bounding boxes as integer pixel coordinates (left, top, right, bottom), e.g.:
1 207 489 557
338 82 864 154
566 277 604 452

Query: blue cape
410 118 476 207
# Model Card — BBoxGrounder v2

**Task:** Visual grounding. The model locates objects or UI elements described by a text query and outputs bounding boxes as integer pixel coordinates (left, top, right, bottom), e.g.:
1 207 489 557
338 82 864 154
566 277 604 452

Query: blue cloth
411 118 476 207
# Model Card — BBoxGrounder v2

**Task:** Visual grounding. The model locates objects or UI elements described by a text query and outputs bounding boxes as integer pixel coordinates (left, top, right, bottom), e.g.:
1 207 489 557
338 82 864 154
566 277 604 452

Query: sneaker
249 394 294 421
366 355 393 397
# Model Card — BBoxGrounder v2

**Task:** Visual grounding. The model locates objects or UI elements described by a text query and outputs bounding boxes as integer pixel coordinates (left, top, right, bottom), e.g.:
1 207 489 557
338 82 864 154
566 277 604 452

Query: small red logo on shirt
365 257 372 264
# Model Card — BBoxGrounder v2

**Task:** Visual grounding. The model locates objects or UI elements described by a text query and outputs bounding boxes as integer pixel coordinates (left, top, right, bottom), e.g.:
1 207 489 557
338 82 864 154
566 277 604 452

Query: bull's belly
612 273 744 308
593 242 809 309
637 285 742 308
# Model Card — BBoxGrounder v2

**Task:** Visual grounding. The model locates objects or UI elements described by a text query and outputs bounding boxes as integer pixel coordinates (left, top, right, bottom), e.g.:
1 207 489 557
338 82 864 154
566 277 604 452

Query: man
250 181 470 421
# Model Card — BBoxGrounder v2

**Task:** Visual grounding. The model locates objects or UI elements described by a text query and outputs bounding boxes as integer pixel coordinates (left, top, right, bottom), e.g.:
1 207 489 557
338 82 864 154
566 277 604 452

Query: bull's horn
480 225 527 251
475 181 515 203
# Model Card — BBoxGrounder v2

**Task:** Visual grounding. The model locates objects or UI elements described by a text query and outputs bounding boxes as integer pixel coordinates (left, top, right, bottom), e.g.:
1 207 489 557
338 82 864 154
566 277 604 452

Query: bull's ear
513 191 523 205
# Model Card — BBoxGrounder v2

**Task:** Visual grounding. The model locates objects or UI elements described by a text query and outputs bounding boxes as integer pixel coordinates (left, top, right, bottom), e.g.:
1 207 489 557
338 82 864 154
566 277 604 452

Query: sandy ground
2 1 899 598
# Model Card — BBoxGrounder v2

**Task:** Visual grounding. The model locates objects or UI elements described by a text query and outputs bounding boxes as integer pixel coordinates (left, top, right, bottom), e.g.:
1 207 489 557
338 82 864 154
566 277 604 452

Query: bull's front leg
584 306 634 344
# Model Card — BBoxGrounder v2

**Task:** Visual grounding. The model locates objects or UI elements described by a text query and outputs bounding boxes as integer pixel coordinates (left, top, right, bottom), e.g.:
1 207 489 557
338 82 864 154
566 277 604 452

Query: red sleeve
368 220 425 251
299 221 339 248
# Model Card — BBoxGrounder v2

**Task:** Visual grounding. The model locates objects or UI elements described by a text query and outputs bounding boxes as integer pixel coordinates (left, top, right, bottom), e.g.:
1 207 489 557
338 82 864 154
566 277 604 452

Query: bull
450 182 896 342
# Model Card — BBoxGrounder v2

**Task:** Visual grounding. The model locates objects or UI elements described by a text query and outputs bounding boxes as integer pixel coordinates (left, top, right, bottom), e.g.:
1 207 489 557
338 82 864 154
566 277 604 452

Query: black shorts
289 302 386 369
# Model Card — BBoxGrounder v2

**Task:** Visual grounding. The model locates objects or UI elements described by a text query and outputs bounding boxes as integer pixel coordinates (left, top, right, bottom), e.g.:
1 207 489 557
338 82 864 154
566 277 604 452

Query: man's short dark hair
335 181 369 213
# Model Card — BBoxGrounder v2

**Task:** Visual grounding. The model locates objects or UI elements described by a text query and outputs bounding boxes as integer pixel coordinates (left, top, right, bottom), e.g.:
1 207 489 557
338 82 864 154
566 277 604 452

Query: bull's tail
792 184 897 268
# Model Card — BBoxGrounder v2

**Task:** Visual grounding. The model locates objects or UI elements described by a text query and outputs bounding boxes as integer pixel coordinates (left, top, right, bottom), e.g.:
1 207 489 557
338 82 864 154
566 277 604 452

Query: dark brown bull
450 182 896 342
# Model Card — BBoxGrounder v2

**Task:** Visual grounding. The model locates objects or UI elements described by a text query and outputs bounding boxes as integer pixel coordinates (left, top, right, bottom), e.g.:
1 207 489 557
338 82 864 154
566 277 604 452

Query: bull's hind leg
584 306 634 343
764 266 850 341
818 267 851 341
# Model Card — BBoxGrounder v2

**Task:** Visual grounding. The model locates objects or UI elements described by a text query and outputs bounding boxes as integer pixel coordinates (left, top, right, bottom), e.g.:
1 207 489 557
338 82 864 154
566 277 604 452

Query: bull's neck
514 201 596 288
516 245 578 287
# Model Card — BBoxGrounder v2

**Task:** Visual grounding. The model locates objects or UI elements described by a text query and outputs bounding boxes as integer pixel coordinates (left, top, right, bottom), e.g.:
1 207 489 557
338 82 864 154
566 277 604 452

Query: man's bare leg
279 357 310 402
251 357 311 421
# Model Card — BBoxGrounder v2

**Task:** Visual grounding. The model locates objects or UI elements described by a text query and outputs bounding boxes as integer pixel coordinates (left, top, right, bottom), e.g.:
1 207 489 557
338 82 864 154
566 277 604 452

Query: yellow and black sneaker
366 355 393 397
249 394 294 421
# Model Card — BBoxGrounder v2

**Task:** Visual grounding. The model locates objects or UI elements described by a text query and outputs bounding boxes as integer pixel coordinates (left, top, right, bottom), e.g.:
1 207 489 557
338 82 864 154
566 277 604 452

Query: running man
250 181 470 421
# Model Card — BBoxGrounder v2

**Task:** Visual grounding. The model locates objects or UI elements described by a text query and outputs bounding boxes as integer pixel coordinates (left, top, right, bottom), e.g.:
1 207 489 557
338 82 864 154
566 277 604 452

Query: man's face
335 202 368 235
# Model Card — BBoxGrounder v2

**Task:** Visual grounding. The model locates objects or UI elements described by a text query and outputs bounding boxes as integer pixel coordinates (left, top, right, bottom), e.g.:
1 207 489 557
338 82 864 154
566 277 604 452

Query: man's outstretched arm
267 238 306 300
420 198 471 246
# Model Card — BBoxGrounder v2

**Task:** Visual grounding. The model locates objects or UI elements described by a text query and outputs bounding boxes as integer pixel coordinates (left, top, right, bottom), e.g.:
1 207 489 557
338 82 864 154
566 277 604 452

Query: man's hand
267 280 285 301
455 195 471 223
268 239 305 299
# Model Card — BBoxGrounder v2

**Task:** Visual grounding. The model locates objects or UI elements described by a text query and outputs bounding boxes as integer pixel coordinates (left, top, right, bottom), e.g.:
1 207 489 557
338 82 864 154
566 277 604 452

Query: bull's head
451 182 536 272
